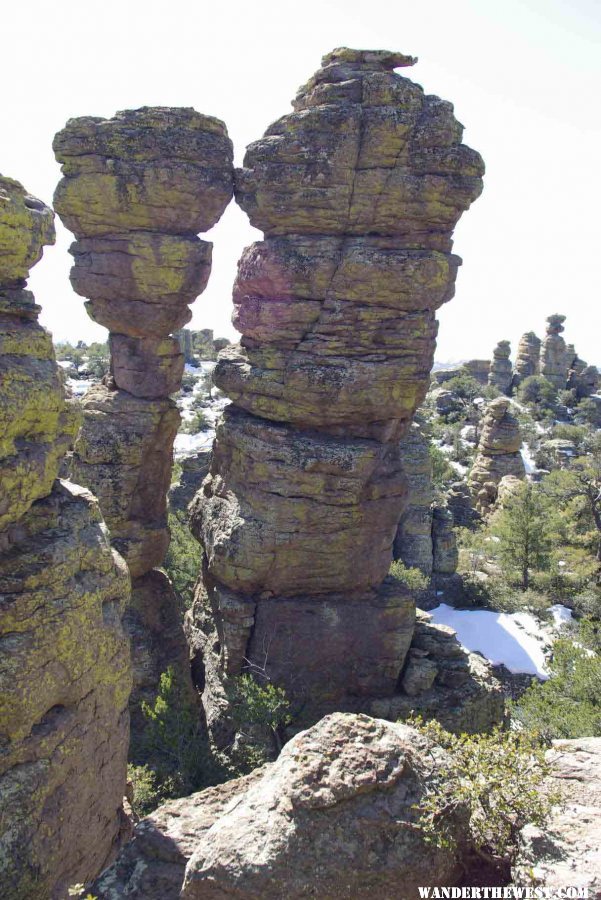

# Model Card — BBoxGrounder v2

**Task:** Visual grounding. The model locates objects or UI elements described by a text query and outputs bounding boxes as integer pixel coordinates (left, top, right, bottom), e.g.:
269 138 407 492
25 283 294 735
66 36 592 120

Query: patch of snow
67 378 94 397
520 442 537 476
57 360 74 369
428 603 555 678
174 431 214 458
549 604 572 628
449 460 468 475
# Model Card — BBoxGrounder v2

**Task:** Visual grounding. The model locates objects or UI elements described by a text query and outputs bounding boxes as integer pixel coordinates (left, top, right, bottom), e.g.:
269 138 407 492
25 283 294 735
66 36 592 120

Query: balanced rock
189 48 484 730
488 339 512 395
468 397 525 514
541 314 570 391
513 331 541 386
93 713 469 900
54 108 234 726
0 176 132 898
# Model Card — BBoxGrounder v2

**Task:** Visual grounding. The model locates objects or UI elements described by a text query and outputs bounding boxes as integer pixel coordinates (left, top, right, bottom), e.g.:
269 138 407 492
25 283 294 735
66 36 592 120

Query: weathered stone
513 331 540 385
432 504 458 574
109 334 184 398
488 339 512 395
53 107 233 237
463 359 490 386
446 480 481 528
189 48 484 733
401 649 438 695
68 383 180 578
0 482 132 900
513 737 601 896
70 233 212 337
468 397 525 514
0 175 55 285
92 714 469 899
393 424 434 576
541 314 570 391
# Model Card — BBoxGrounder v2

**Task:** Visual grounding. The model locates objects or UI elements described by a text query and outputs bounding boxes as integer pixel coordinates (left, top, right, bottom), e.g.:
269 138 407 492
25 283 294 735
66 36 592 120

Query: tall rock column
53 108 233 716
488 340 512 394
468 397 525 514
513 331 541 386
541 314 570 391
189 48 484 729
0 176 132 898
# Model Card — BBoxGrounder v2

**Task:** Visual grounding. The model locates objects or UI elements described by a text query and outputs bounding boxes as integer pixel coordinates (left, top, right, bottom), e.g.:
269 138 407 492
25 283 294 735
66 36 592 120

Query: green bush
410 717 557 869
164 511 201 607
516 375 557 417
389 559 430 591
429 443 456 490
227 673 292 761
183 410 211 434
512 633 601 739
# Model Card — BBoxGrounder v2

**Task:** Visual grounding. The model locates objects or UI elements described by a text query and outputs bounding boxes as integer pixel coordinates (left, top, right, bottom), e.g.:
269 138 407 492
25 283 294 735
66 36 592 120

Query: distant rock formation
468 397 525 514
541 314 570 391
92 713 470 899
53 108 234 715
463 358 491 386
170 449 212 512
488 339 512 395
187 47 485 732
513 331 541 386
0 176 132 898
393 425 458 582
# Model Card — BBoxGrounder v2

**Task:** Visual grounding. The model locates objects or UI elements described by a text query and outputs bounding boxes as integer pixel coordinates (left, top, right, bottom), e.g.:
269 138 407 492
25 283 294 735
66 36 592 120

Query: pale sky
3 0 600 364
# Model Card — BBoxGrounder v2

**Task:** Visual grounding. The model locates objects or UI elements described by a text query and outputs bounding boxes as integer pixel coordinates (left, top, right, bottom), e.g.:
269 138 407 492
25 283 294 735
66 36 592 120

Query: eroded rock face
488 339 512 395
53 108 234 715
189 48 484 728
541 314 570 391
513 331 541 386
93 714 469 900
468 397 525 514
0 176 132 899
393 424 434 576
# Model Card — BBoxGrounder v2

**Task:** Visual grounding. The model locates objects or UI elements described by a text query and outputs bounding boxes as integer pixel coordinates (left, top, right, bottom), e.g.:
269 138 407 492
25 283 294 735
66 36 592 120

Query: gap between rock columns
52 108 234 726
187 47 485 735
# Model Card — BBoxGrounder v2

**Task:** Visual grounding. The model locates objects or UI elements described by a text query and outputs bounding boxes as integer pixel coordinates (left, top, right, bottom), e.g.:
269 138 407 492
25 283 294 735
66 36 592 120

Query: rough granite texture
393 424 434 576
188 47 484 730
53 108 234 718
92 714 469 899
0 176 132 899
540 314 570 391
513 331 541 386
468 397 525 514
488 339 512 395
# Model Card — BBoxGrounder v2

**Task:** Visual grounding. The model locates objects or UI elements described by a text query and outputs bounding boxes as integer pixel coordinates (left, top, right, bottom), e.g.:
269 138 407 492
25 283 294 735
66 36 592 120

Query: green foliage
512 633 601 739
492 482 552 590
389 559 430 591
164 511 201 607
127 763 165 818
575 396 601 426
137 667 220 802
410 717 556 867
444 372 482 402
429 443 456 490
227 673 292 766
183 409 211 434
516 375 557 417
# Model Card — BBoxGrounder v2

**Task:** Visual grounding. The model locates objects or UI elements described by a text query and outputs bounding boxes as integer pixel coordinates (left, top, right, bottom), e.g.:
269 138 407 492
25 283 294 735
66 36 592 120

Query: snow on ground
67 377 95 397
520 442 537 475
449 460 469 476
174 430 214 457
428 602 573 678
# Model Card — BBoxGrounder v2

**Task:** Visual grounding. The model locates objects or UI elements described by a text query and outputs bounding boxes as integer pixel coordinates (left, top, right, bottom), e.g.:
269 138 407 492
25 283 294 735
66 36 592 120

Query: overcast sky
3 0 600 364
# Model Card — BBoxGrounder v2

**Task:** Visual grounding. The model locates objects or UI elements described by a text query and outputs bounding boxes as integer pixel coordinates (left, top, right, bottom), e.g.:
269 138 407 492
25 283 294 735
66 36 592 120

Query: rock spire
468 397 525 514
188 47 484 729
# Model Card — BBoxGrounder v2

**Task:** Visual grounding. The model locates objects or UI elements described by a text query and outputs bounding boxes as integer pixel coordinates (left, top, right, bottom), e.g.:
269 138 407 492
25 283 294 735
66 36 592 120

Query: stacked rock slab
488 339 512 395
541 314 570 391
513 331 541 386
0 176 132 898
468 397 525 514
188 48 484 729
53 109 233 713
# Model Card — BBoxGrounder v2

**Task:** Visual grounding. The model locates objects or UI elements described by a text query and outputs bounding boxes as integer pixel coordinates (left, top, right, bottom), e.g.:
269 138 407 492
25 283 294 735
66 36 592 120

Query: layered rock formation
0 176 132 898
468 397 525 514
513 331 541 385
53 108 234 713
541 314 570 391
92 714 469 899
488 339 512 395
393 424 434 576
463 358 490 386
188 48 484 729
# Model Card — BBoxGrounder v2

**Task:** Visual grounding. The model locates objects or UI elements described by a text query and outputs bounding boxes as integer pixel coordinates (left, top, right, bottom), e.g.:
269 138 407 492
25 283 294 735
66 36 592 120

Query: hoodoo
0 176 132 898
188 48 485 729
53 107 234 717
